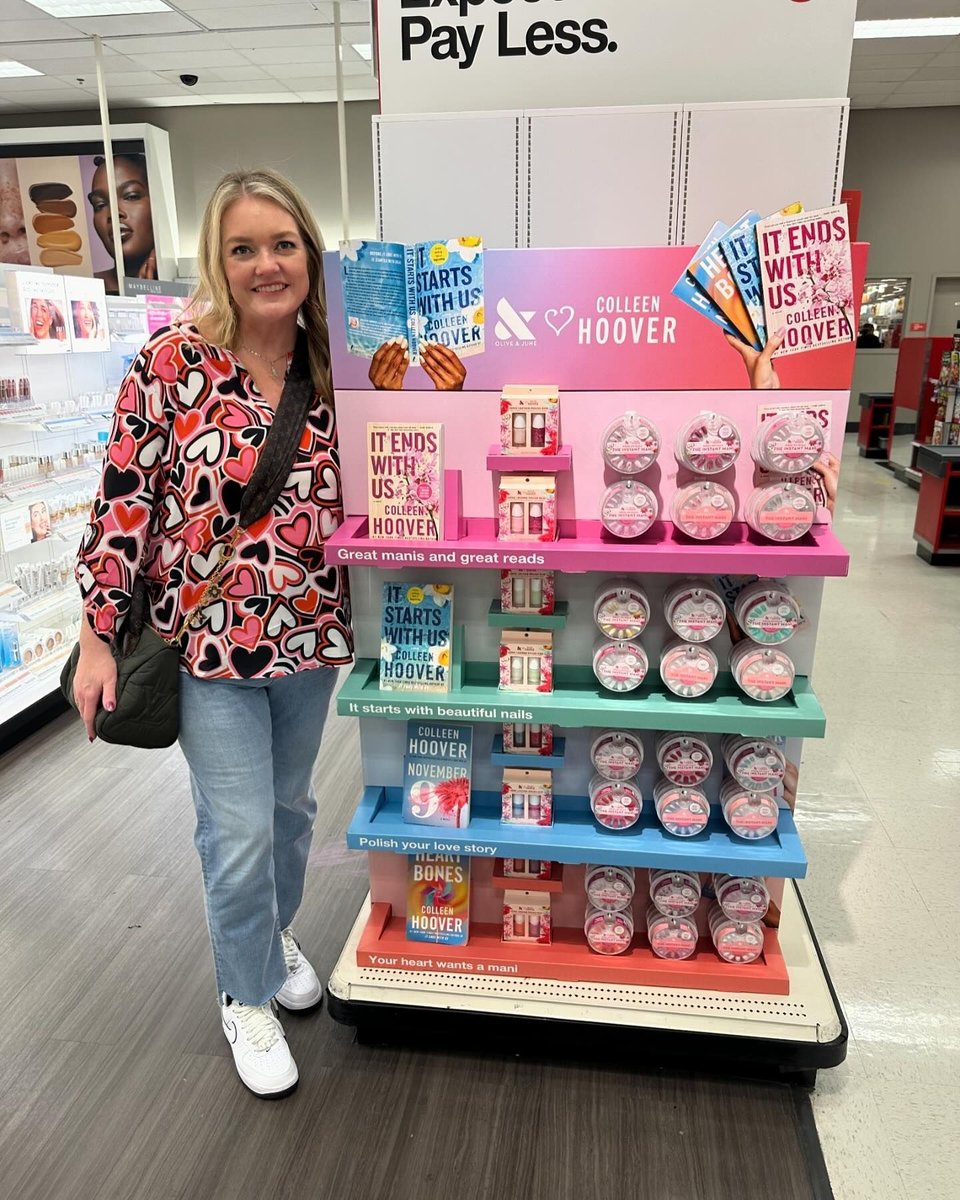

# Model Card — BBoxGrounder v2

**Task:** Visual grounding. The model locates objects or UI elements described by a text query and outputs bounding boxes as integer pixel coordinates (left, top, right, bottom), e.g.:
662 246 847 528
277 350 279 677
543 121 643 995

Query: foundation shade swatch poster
339 237 484 365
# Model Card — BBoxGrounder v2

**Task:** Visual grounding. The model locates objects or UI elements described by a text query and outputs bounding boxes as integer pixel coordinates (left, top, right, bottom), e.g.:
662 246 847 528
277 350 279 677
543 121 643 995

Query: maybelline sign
377 0 857 113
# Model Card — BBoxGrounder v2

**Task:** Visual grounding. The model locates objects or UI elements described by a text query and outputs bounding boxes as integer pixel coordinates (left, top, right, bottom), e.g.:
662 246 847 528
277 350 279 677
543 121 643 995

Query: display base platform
327 881 846 1087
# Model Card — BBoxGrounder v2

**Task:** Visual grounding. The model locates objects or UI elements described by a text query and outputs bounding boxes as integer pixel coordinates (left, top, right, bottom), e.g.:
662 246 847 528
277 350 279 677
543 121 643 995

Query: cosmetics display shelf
353 900 789 995
347 785 807 877
485 445 573 473
490 733 566 769
0 410 112 434
337 659 827 738
326 516 850 577
487 599 569 630
490 860 564 892
327 881 847 1084
0 649 69 726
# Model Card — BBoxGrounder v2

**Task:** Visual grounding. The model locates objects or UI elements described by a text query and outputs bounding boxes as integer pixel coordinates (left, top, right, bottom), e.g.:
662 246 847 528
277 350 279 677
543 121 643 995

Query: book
367 422 444 540
402 720 473 828
406 854 470 945
719 211 767 347
380 582 454 693
671 267 742 340
339 237 484 364
757 203 854 356
687 222 761 349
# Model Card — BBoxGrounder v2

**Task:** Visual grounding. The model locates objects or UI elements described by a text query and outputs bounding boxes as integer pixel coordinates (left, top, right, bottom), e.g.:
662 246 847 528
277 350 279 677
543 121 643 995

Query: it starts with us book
380 582 454 693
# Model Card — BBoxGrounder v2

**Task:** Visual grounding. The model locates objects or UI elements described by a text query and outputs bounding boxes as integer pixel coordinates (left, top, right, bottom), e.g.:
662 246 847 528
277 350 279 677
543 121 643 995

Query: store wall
0 100 378 260
844 105 960 425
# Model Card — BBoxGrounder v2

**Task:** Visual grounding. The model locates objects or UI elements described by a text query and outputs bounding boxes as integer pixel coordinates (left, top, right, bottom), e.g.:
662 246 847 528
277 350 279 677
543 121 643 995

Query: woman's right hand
73 620 117 742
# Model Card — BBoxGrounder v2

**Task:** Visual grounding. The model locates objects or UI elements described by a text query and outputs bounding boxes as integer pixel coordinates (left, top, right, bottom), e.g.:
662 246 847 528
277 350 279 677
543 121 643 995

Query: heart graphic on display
174 408 203 443
187 474 212 510
293 589 319 615
314 566 341 598
182 518 208 552
277 513 311 549
319 510 340 539
544 306 575 335
112 504 142 535
224 566 259 599
240 541 271 566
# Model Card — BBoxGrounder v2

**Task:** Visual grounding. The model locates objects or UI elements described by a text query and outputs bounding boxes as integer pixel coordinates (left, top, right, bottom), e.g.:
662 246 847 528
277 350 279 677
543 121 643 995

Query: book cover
687 223 761 349
403 720 473 828
671 269 742 340
719 211 767 347
340 237 484 365
380 582 453 693
757 204 854 357
5 270 70 353
367 422 444 541
406 854 470 945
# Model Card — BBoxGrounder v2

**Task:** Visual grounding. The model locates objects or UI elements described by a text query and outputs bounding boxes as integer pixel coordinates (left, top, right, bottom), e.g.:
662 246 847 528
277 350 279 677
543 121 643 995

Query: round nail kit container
721 734 787 792
590 729 644 781
585 906 635 955
659 640 719 699
734 579 802 644
589 775 643 830
663 579 725 643
675 412 741 474
709 904 765 964
600 479 658 539
649 869 702 918
751 413 825 475
584 864 636 913
671 480 736 541
745 482 816 543
730 643 795 702
601 412 661 475
646 904 699 961
593 578 650 641
713 874 771 923
656 732 714 786
593 639 648 693
653 779 711 837
720 779 779 841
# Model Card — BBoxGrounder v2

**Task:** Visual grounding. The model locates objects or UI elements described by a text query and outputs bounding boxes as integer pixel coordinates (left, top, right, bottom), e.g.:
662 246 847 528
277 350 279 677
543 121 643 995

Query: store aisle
800 436 960 1200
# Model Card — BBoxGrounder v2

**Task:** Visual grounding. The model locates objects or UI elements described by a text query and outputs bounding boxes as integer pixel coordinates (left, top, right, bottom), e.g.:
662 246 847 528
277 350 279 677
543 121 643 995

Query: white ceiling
0 0 956 113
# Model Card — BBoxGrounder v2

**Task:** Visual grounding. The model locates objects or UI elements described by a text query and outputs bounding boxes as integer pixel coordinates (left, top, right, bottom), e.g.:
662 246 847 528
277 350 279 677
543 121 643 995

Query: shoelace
281 929 302 974
230 1002 283 1052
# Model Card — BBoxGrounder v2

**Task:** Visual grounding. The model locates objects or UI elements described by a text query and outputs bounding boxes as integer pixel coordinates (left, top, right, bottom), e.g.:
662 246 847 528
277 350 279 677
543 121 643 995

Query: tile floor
800 435 959 1200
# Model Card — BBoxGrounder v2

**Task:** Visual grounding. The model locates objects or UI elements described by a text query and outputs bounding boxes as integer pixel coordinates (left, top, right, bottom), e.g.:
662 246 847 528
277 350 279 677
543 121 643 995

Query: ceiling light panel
0 60 44 77
854 18 960 39
26 1 172 14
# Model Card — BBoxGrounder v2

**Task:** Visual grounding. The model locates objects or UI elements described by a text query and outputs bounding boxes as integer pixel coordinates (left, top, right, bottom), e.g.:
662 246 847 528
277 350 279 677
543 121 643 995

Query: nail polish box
499 386 561 455
500 569 556 614
502 721 554 755
497 475 557 542
498 630 553 692
502 890 552 944
501 767 553 826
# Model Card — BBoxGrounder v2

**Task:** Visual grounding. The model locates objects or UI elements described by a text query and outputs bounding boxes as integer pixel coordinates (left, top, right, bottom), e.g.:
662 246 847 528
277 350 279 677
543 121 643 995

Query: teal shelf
348 787 808 878
490 733 566 770
337 659 826 738
487 600 569 630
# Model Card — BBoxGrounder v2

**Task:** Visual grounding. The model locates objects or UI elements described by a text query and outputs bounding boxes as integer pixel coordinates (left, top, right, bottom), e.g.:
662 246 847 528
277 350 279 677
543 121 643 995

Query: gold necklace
239 343 293 380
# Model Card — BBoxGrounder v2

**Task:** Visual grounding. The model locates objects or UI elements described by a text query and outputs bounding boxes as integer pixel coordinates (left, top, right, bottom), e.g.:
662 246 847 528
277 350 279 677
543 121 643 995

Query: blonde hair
189 168 331 400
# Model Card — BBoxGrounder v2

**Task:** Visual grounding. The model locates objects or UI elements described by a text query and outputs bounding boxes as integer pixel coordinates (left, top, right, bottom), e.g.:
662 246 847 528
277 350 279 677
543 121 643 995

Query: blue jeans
178 666 338 1006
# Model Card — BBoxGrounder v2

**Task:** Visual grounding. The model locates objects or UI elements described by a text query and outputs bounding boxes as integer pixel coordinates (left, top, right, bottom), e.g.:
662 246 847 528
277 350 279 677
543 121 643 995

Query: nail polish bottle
528 656 541 686
510 655 523 685
512 413 527 447
530 413 545 447
512 575 525 608
510 502 525 534
528 503 543 534
528 575 543 609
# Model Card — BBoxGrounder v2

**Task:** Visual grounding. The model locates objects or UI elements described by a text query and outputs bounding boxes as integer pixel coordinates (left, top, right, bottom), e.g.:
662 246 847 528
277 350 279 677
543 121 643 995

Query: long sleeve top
76 321 353 679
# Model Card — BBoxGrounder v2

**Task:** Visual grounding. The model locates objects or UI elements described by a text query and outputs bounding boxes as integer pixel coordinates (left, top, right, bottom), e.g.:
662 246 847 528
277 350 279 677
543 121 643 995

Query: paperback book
406 853 470 946
402 720 473 828
367 422 444 540
719 211 767 347
687 222 761 349
380 582 453 693
340 237 484 364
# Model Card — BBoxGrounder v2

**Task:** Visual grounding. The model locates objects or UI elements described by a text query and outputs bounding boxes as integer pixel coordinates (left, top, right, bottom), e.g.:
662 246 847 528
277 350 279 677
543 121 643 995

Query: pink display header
324 245 868 393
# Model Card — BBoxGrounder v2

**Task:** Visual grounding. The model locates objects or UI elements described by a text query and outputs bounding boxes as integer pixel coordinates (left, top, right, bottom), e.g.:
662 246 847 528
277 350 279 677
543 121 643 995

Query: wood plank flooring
0 695 826 1200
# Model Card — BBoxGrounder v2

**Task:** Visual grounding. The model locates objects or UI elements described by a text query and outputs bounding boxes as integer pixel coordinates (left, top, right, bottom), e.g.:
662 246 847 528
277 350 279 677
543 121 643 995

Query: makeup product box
502 890 552 944
501 767 553 826
502 721 554 755
406 853 470 946
497 475 557 542
499 385 560 455
498 630 553 693
500 569 555 615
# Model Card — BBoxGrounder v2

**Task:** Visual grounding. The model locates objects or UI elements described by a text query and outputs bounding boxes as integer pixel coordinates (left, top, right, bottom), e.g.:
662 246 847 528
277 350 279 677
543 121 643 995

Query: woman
72 299 104 341
87 153 158 294
29 298 60 341
72 169 353 1099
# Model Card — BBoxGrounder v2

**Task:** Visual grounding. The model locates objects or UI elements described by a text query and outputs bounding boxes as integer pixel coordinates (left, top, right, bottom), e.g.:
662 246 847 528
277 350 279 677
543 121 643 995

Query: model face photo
88 156 155 277
0 158 30 266
72 299 101 339
29 298 65 341
29 500 51 542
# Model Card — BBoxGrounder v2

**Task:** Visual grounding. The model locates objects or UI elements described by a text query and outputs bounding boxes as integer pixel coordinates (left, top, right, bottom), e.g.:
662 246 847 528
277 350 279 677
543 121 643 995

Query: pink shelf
327 515 850 577
486 445 573 473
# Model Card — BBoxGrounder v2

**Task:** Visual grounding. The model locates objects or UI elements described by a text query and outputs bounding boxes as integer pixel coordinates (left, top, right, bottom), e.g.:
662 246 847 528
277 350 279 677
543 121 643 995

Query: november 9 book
340 237 484 364
380 582 454 693
757 204 854 356
367 421 444 540
403 720 473 828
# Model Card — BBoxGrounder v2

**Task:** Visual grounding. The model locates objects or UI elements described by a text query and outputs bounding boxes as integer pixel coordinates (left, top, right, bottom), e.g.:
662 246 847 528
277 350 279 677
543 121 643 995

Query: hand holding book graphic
368 337 466 391
723 330 784 390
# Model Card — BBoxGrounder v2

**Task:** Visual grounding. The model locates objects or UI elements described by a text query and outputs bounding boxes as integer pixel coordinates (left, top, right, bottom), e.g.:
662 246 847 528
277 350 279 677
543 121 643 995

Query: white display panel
677 100 849 246
375 113 523 247
526 107 681 249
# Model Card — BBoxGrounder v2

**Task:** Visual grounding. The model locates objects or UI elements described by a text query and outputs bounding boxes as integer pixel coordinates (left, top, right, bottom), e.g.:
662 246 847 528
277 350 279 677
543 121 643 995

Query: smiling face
30 299 52 338
88 157 154 266
220 195 310 336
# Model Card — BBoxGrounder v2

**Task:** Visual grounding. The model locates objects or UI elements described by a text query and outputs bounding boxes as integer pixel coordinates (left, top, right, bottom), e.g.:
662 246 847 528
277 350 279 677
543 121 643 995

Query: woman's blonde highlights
189 168 332 401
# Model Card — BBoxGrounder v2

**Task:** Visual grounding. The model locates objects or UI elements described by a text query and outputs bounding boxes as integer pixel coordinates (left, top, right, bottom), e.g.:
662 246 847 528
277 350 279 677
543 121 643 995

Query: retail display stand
913 445 960 565
856 391 894 460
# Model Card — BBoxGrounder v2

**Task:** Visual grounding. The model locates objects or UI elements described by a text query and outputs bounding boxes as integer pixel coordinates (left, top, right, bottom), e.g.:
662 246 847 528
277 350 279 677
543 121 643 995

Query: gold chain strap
168 527 244 645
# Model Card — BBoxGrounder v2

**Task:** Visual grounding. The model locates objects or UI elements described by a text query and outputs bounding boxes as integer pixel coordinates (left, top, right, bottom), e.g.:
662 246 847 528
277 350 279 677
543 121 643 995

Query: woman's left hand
420 341 466 391
138 249 158 280
725 330 783 389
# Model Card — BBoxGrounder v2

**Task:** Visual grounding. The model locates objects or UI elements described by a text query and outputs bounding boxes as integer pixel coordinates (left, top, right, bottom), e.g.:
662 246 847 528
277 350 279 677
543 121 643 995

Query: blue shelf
490 733 566 770
347 786 808 878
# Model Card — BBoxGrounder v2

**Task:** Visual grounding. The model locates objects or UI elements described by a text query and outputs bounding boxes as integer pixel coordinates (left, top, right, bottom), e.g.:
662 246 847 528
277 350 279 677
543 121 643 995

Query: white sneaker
275 927 323 1012
220 998 298 1098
